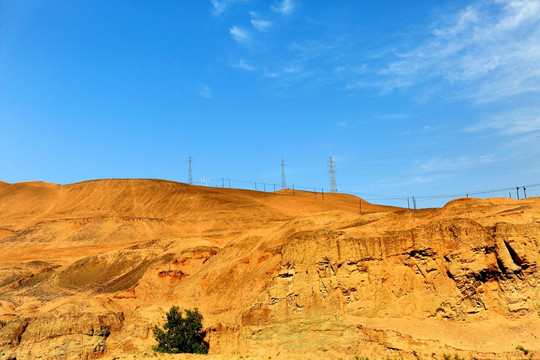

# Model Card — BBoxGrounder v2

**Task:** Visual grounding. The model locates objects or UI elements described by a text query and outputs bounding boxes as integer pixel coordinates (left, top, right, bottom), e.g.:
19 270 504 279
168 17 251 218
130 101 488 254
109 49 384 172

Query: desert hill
0 179 539 360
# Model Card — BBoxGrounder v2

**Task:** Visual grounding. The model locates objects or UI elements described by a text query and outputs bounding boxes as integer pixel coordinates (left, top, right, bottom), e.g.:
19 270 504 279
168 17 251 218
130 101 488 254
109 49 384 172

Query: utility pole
188 155 193 185
328 156 337 193
281 158 287 190
523 186 527 199
407 198 410 209
516 186 520 200
412 196 417 210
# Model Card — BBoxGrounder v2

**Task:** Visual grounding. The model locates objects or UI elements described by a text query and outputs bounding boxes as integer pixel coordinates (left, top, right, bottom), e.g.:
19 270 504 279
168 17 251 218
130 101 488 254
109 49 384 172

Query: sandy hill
0 179 393 265
0 179 539 360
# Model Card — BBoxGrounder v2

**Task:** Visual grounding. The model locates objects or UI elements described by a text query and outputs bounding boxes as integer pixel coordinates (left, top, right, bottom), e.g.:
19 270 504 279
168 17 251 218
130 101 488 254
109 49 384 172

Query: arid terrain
0 179 539 360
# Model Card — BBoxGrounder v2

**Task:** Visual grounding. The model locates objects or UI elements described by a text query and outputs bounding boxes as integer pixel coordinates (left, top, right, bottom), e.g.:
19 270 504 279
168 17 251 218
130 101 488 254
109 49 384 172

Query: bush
442 354 464 360
516 345 530 355
152 306 209 354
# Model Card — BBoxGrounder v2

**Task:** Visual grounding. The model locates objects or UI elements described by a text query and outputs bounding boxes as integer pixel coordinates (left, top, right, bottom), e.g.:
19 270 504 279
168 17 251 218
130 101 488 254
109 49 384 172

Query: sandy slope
0 179 391 265
0 179 539 360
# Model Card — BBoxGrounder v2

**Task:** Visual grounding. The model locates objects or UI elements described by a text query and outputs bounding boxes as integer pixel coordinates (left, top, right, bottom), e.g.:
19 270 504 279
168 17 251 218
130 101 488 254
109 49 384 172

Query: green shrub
152 306 209 354
442 354 464 360
516 345 530 355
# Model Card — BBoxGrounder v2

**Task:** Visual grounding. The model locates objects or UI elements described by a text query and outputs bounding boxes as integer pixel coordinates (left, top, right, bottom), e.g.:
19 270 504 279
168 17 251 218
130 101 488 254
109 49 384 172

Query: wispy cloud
374 169 462 189
263 69 279 78
271 0 294 15
283 64 303 73
198 85 213 99
231 59 256 71
259 63 311 82
289 38 343 60
376 154 499 188
218 0 540 104
417 155 497 174
211 0 250 15
249 11 272 31
211 0 227 15
345 80 371 90
375 113 412 120
335 64 368 75
467 107 540 135
229 26 250 43
380 0 540 102
251 18 272 31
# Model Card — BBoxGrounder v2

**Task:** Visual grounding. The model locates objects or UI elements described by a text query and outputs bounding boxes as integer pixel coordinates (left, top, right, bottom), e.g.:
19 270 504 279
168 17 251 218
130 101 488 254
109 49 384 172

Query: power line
205 174 540 201
356 183 540 201
281 158 286 190
341 134 539 167
188 155 193 185
328 156 337 193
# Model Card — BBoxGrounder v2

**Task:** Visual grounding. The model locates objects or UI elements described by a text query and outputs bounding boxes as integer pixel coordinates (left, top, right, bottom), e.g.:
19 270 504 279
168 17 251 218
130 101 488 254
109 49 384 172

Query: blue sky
1 0 539 208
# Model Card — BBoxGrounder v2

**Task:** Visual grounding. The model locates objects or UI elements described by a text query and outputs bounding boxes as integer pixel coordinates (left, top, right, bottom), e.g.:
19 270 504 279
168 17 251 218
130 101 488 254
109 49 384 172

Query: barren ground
1 179 539 360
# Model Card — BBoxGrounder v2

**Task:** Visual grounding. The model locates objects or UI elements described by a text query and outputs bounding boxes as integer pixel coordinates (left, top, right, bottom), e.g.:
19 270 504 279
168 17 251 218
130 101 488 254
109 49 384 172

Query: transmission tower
328 156 337 193
188 155 193 185
281 158 287 189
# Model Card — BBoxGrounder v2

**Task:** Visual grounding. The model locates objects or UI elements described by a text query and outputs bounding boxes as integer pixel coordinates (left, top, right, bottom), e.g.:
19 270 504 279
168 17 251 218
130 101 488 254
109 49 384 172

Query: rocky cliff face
246 218 538 324
211 205 540 359
0 180 538 359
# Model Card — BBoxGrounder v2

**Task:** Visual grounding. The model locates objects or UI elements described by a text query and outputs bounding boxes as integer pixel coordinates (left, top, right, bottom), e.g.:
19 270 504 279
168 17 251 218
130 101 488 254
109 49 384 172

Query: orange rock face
0 179 539 360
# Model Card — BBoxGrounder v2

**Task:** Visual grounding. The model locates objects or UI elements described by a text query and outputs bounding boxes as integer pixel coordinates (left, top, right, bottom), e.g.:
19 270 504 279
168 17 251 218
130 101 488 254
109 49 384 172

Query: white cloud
229 26 250 43
211 0 250 15
345 80 370 90
380 0 540 102
199 85 213 99
283 64 302 73
335 64 368 75
418 155 497 173
375 113 412 120
232 59 256 71
271 0 294 15
251 18 272 31
222 0 539 102
263 69 279 78
259 63 311 82
467 107 540 135
249 11 272 31
369 155 501 187
211 0 227 15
